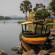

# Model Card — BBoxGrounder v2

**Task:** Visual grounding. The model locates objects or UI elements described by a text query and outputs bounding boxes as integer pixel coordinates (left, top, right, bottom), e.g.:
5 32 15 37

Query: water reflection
0 20 21 55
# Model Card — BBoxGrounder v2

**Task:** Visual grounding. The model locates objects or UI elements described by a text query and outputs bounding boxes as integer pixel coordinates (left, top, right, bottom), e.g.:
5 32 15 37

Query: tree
35 9 49 21
0 16 4 20
50 0 55 15
33 4 46 20
20 0 32 19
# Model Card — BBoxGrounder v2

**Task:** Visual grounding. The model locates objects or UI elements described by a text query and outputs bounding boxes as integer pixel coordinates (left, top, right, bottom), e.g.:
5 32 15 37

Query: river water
0 20 21 55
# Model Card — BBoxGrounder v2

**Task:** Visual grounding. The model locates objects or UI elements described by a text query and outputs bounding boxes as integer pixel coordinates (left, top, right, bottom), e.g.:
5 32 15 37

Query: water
0 20 21 55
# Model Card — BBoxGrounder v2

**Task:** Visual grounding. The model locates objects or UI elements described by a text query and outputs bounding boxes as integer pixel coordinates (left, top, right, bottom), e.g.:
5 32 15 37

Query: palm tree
20 0 32 19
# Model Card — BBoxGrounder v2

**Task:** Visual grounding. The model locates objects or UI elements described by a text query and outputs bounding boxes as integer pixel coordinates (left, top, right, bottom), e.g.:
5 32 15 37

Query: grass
18 20 26 24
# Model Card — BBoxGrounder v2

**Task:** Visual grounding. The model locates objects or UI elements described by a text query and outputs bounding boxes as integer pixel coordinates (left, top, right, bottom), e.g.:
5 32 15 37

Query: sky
0 0 51 17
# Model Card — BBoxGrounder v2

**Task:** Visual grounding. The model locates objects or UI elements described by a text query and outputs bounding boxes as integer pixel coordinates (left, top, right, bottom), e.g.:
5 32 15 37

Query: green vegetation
0 16 4 20
18 20 26 23
20 0 32 18
33 4 49 21
36 9 49 21
0 16 11 20
50 0 55 15
20 0 55 21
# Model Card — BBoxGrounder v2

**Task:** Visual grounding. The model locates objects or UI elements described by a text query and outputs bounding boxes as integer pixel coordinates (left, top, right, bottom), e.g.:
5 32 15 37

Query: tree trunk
25 11 27 20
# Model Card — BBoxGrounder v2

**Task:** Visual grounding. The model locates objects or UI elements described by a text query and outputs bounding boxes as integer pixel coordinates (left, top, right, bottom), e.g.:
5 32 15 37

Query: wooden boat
20 21 50 45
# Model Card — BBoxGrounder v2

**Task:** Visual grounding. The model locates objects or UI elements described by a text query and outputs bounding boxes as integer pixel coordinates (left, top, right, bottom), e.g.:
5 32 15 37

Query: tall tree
20 0 32 19
50 0 55 15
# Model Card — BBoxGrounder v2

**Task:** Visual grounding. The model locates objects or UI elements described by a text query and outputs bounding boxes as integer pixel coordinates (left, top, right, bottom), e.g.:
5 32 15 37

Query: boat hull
21 35 47 45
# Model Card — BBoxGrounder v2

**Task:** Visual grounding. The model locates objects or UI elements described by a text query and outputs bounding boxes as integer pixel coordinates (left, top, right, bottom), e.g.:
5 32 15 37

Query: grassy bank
18 20 26 24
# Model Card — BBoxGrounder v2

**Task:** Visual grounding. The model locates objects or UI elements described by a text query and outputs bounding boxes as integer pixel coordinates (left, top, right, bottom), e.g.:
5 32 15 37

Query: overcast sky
0 0 51 17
